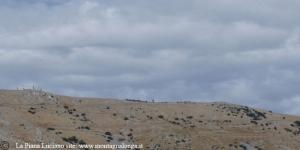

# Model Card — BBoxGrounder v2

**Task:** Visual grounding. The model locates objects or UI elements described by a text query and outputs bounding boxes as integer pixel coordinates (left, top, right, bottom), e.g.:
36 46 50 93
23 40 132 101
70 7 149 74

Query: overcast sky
1 0 300 115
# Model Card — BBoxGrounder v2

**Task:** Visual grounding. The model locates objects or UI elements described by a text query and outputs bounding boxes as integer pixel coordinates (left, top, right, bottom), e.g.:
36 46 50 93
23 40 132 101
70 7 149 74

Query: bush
294 121 300 126
78 139 86 145
250 120 258 125
28 107 36 114
105 132 112 136
47 127 55 131
62 136 79 144
186 116 193 119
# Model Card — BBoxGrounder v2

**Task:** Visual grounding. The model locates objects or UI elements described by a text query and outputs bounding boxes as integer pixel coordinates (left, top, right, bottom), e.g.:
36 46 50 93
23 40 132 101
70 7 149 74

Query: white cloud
0 0 300 115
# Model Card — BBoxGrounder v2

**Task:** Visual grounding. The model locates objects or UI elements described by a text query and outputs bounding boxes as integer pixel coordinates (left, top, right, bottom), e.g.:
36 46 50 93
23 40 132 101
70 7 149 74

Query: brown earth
0 89 300 150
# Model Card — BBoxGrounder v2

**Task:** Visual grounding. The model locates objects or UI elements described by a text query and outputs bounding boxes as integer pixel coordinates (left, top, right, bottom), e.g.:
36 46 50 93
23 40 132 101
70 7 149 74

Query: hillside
0 89 300 150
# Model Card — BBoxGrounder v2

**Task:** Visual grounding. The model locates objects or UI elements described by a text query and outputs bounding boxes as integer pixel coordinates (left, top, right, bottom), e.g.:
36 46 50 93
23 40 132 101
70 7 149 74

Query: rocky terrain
0 89 300 150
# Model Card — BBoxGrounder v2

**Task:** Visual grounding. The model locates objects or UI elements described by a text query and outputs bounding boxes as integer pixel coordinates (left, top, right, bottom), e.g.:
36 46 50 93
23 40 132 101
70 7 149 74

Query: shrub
47 127 55 131
28 107 36 114
62 136 79 144
239 144 247 150
250 120 258 125
158 115 164 119
78 139 86 145
186 116 193 119
105 132 112 136
294 121 300 126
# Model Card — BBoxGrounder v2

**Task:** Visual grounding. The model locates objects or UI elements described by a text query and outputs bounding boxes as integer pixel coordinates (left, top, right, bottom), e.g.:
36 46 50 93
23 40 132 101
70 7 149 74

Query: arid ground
0 89 300 150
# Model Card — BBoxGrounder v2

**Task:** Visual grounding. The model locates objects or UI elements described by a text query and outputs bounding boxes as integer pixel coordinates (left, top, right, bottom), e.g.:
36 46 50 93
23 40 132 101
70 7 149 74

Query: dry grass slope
0 89 300 150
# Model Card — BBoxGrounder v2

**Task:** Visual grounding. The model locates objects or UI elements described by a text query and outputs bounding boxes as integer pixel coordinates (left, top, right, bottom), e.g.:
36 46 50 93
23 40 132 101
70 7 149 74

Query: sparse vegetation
158 115 164 119
285 128 293 133
47 127 55 131
250 120 258 125
62 136 79 144
0 90 299 149
125 99 148 103
239 144 247 150
294 121 300 127
186 116 193 119
78 139 86 145
147 115 153 119
77 126 90 130
104 132 111 137
28 107 36 114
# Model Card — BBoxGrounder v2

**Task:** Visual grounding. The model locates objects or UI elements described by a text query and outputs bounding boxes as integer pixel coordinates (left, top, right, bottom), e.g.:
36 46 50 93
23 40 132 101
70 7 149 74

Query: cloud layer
1 0 300 115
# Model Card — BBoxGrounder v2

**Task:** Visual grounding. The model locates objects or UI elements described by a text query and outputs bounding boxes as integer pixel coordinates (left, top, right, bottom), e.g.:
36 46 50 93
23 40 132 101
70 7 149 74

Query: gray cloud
0 0 300 115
